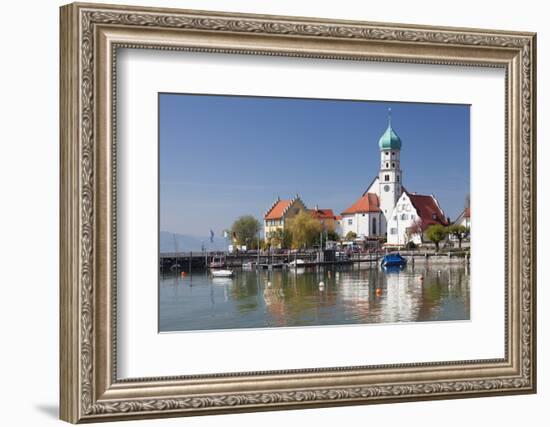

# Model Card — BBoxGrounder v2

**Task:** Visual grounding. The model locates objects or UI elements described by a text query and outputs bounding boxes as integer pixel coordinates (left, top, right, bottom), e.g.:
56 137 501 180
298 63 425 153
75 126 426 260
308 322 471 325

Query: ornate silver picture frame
60 2 536 423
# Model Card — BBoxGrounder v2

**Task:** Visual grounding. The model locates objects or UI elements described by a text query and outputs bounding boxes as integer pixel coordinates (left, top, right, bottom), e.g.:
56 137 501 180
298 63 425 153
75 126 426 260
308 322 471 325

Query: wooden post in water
189 251 192 274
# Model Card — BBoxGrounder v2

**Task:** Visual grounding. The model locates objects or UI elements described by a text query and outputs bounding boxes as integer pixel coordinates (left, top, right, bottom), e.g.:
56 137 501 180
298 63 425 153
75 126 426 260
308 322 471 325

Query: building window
386 152 389 157
390 228 398 235
397 175 400 182
392 151 395 155
385 162 389 168
384 174 389 181
392 163 395 168
372 217 377 235
401 214 408 220
348 219 353 225
362 213 365 217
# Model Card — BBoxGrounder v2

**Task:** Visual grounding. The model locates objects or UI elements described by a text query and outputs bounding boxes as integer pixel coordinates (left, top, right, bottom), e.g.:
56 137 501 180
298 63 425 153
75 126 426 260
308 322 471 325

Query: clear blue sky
160 93 470 237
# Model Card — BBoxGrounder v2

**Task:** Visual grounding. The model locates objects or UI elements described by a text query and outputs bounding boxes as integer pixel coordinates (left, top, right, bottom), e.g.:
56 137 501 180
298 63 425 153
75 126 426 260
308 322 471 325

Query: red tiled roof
407 194 448 228
309 208 335 220
342 193 380 215
335 215 343 221
265 199 292 220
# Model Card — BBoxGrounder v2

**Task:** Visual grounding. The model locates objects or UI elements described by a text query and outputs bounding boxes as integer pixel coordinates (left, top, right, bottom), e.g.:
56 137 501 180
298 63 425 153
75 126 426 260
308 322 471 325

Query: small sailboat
170 234 181 271
211 269 234 278
210 255 226 269
381 253 407 268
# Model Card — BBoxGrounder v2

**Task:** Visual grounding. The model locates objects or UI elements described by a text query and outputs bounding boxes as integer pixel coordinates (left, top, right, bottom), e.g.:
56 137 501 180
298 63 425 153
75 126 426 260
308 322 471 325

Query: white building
454 207 471 228
376 112 404 224
341 192 384 238
341 109 449 245
341 110 405 239
386 192 449 245
334 215 344 237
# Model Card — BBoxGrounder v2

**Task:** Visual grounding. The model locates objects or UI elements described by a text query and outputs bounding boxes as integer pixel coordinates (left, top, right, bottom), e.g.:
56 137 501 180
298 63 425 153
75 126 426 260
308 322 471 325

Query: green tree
327 230 340 242
447 224 470 249
282 228 293 248
345 231 357 241
288 210 322 248
268 228 293 249
231 215 261 248
425 224 448 252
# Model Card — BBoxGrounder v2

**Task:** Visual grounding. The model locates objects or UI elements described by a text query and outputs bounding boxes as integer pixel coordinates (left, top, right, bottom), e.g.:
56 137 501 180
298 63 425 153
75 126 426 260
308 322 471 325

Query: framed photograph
60 2 537 423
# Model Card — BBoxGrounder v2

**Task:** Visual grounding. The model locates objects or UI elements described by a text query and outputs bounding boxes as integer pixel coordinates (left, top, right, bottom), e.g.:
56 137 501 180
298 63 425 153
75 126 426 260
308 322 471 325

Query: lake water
159 264 470 332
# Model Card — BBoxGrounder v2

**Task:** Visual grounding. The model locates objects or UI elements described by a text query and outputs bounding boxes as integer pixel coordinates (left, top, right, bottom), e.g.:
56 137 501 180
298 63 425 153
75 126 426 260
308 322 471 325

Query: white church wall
364 177 380 196
357 213 371 237
341 214 356 237
341 213 377 238
387 193 420 245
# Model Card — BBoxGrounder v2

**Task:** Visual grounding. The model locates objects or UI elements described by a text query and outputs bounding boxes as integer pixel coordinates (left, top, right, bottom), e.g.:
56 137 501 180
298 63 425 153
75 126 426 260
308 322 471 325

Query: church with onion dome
340 109 449 245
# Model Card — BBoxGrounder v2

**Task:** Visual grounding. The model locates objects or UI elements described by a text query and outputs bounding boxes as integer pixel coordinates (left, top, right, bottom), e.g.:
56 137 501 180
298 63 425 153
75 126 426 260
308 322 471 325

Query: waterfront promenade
159 249 469 273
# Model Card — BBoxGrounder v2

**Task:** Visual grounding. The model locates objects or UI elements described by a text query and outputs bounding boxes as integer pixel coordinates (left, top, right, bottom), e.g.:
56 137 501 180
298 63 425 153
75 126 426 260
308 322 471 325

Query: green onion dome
378 123 402 150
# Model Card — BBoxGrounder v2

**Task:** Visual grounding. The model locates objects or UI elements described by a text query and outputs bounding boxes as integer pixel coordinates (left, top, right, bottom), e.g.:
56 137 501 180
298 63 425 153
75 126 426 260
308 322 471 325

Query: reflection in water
159 264 470 332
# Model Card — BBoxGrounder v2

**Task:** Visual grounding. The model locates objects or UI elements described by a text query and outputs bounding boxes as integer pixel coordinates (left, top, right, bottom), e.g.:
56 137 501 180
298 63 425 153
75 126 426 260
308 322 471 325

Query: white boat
288 259 306 267
242 261 256 270
211 269 234 278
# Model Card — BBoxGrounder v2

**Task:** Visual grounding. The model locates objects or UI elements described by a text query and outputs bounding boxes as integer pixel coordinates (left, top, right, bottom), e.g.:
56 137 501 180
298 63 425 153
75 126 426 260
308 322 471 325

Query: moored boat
210 255 226 269
288 259 305 267
242 261 256 270
211 269 234 278
381 253 407 268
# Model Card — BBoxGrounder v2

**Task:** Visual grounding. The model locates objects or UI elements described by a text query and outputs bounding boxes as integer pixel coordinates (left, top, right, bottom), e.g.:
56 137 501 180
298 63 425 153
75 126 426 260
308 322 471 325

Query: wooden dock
160 250 380 273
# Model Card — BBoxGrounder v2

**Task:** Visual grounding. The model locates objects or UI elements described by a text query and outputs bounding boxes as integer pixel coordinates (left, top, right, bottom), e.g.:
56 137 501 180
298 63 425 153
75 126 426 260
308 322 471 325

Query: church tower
378 108 403 224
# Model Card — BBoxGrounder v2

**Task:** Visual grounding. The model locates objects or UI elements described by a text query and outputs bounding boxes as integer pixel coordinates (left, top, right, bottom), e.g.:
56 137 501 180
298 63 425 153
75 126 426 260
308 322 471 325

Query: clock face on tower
383 185 390 192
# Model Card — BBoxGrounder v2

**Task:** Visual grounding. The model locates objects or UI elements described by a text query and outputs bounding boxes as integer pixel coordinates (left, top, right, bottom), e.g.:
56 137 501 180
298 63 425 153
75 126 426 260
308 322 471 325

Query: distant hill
160 231 228 253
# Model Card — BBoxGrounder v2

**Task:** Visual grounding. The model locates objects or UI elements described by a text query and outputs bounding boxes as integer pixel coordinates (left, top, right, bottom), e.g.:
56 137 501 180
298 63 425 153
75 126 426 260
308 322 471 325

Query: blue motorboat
381 253 407 268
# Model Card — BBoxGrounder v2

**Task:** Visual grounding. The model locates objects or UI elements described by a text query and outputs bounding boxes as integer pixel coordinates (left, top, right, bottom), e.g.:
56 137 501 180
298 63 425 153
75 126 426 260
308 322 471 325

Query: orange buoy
181 271 187 277
375 288 382 296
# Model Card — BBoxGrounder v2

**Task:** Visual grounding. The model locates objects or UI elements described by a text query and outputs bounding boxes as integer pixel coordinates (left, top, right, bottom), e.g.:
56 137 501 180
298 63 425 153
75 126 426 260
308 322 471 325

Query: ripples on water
159 264 470 332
